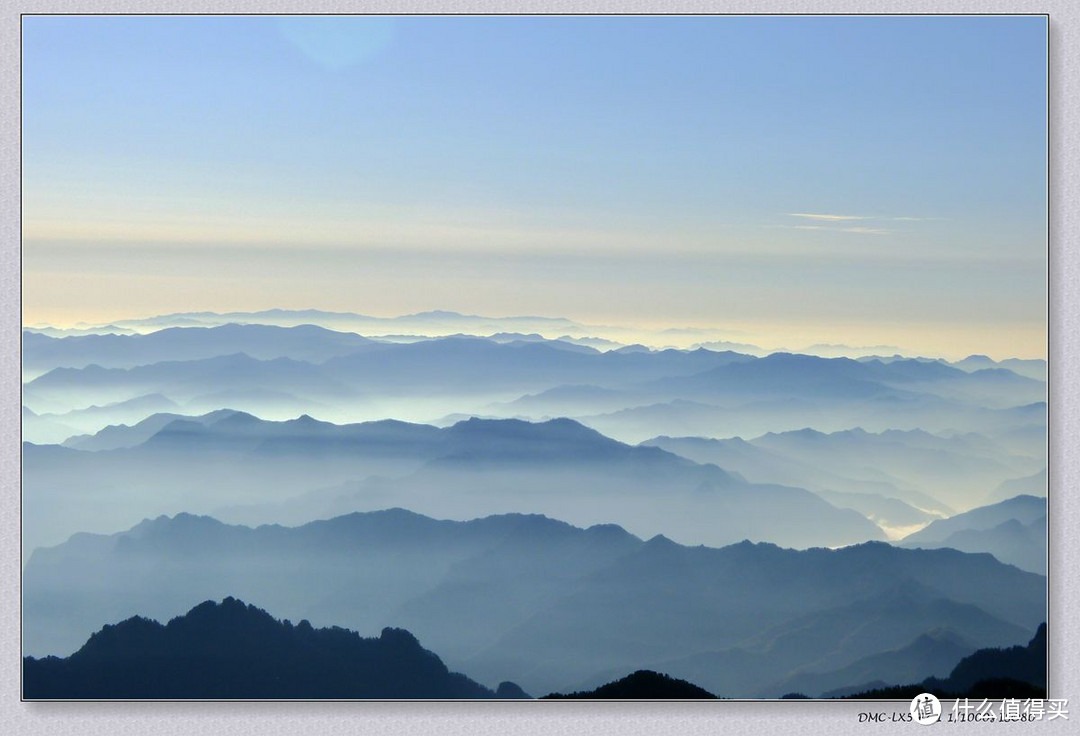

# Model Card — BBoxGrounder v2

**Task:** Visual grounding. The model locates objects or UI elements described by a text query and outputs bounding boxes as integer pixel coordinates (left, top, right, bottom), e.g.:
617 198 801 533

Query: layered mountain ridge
24 507 1045 697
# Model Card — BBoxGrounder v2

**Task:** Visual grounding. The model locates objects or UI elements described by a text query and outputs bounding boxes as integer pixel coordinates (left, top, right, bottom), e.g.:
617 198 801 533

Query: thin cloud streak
788 213 870 221
789 225 891 235
788 213 946 222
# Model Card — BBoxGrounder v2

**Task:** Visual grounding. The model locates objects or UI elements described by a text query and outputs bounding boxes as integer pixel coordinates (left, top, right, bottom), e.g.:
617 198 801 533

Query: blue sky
22 15 1047 357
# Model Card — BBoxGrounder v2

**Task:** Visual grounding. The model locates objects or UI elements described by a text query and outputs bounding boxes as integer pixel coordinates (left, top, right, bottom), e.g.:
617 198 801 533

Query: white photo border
3 2 1073 734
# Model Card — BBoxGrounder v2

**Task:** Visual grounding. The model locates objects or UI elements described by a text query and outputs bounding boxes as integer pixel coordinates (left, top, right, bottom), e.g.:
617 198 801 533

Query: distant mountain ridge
986 469 1047 505
23 323 379 373
23 412 885 554
645 426 1042 518
23 334 762 427
27 310 748 353
23 329 1043 436
28 312 1049 369
900 495 1046 574
86 308 584 332
902 495 1046 545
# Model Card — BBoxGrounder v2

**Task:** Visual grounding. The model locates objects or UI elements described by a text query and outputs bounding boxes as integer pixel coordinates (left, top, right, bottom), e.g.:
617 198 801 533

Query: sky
22 15 1048 359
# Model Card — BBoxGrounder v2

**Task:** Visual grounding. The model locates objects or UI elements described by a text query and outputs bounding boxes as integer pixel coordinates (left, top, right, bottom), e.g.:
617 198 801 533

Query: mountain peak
495 681 532 699
644 534 678 549
379 626 422 649
544 670 716 699
446 416 609 446
585 522 634 538
24 597 499 699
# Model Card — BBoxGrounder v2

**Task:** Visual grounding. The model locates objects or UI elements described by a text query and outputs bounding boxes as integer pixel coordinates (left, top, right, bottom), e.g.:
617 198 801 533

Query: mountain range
23 507 1045 697
22 412 885 555
20 314 1050 702
22 328 1045 448
899 495 1046 574
28 314 1046 380
838 623 1046 699
22 323 378 376
646 427 1043 518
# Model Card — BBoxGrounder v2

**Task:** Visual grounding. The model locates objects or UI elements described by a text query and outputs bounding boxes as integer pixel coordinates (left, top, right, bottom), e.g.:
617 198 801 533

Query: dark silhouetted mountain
495 681 532 699
23 510 1044 696
838 624 1046 699
22 597 504 699
947 623 1046 691
901 496 1046 573
543 670 715 699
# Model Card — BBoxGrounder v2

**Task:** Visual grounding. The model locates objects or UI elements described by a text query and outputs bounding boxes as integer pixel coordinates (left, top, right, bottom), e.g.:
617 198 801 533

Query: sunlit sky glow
22 15 1047 359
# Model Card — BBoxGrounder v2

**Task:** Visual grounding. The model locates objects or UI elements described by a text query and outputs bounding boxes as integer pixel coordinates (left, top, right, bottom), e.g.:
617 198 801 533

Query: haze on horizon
22 16 1048 360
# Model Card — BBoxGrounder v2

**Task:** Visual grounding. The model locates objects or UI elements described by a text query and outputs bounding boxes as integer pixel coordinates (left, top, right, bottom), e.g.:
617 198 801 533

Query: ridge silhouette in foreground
23 597 529 700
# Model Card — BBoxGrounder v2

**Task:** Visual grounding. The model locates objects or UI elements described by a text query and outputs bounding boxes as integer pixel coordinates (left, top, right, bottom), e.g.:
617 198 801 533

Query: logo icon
910 693 941 725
